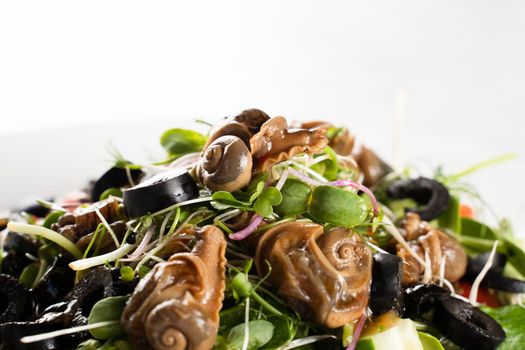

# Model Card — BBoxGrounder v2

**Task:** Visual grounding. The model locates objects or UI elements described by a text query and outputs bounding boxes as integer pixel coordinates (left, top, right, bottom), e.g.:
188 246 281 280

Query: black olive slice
70 267 116 327
465 253 525 293
402 283 450 319
0 321 59 350
433 297 505 350
32 256 76 309
370 253 404 315
0 274 33 324
123 169 199 218
91 165 144 202
386 177 450 221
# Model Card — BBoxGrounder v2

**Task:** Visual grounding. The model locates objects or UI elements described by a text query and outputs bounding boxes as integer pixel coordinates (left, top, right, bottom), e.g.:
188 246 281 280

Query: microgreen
160 128 207 157
253 187 282 218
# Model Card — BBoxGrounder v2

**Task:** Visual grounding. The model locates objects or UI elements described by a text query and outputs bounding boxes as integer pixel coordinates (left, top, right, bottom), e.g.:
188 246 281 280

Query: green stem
448 153 518 181
251 291 284 317
8 222 82 259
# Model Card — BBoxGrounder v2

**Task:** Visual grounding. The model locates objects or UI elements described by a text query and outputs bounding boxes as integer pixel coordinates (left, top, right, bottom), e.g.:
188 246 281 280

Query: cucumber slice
357 316 424 350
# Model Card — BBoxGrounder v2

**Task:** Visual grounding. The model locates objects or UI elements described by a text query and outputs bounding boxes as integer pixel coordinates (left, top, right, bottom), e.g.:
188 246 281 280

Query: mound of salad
1 109 524 350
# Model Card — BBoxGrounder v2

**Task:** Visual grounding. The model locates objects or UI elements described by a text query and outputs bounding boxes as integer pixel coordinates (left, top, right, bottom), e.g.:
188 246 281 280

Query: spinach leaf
482 305 525 350
88 295 128 340
160 128 207 157
219 320 275 350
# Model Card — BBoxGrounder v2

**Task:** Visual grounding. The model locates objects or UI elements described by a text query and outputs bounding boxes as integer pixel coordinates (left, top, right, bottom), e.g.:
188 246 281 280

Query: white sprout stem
241 297 251 350
275 169 289 190
8 222 82 259
308 154 330 166
421 251 432 284
20 321 119 344
438 256 446 287
382 216 425 266
158 209 175 242
127 196 213 226
36 198 67 212
125 166 136 187
134 210 209 270
69 243 135 271
128 224 156 259
469 240 499 305
94 208 120 248
280 335 338 350
286 161 329 182
214 209 242 224
365 240 389 254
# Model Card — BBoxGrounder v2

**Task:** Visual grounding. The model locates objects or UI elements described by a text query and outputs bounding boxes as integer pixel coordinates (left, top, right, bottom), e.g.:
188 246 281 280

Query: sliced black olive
370 253 404 315
465 253 525 293
468 252 507 275
4 232 40 256
18 201 50 218
0 321 59 350
123 169 199 218
32 256 76 310
402 283 450 319
386 177 450 221
70 267 116 327
1 252 32 278
91 165 144 202
0 274 33 324
433 297 505 350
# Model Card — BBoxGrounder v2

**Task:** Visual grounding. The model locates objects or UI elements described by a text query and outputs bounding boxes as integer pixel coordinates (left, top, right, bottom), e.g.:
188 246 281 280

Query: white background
0 1 524 232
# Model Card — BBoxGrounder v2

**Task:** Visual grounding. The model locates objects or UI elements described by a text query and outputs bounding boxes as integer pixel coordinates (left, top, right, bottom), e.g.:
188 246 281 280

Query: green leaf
461 218 498 240
223 320 275 350
437 195 461 233
88 296 128 340
76 339 102 350
42 211 65 229
261 317 296 349
253 187 282 218
99 188 123 201
160 128 207 156
309 186 368 227
97 339 133 350
418 332 444 350
482 305 525 350
275 179 311 216
211 191 252 210
19 263 39 288
502 237 525 277
249 181 266 203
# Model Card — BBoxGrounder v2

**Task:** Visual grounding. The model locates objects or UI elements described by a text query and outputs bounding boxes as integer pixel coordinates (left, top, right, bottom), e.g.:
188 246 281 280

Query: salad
0 108 523 350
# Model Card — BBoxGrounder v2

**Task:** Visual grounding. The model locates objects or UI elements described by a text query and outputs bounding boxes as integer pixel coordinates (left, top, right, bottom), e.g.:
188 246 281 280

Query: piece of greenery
99 188 123 201
160 128 207 157
119 266 135 282
482 305 525 350
253 187 282 218
309 186 368 227
437 195 461 233
275 179 311 216
88 296 129 340
211 191 252 211
217 320 275 350
418 332 444 350
76 339 102 350
42 211 65 229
